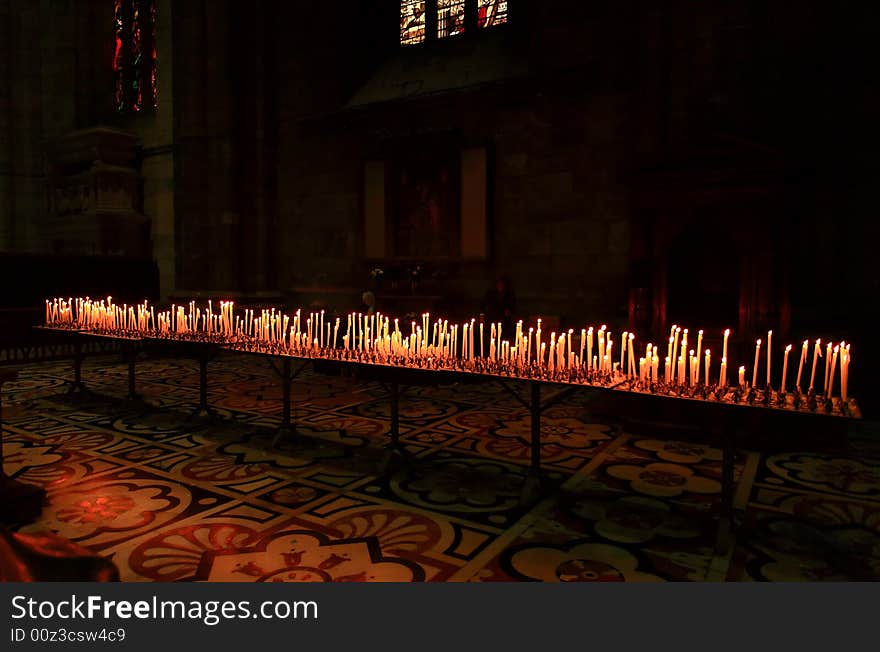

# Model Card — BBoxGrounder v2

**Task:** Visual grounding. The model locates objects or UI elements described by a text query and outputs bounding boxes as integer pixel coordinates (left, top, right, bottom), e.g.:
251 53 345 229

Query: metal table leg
125 342 142 402
381 380 413 471
66 339 91 399
268 358 311 449
714 425 737 554
271 358 294 448
496 380 579 505
186 350 219 422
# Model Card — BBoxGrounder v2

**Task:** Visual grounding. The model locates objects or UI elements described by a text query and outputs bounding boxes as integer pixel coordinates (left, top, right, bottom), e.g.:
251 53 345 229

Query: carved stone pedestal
46 127 150 258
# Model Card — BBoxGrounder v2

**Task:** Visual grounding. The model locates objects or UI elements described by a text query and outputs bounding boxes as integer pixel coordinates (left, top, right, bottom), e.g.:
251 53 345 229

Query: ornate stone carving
46 127 150 257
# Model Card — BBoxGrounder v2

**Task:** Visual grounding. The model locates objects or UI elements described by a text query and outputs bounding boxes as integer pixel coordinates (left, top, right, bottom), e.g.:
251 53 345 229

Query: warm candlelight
828 345 839 397
752 339 761 388
41 295 857 410
722 328 730 363
704 349 710 386
823 342 832 394
796 340 807 392
809 339 821 392
628 333 635 377
695 330 703 387
781 344 792 393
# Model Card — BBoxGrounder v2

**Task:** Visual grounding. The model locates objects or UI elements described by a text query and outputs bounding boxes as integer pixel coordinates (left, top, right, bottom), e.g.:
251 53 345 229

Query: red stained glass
114 0 158 113
478 0 508 28
401 0 507 46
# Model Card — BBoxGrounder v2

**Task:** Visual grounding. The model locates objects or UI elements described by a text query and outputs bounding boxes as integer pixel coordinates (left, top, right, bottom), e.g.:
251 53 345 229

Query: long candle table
32 328 861 552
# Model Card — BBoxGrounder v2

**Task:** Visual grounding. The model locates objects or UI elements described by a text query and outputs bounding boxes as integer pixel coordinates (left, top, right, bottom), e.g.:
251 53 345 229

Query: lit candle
781 344 792 393
586 327 593 371
628 333 636 376
672 327 681 380
606 337 613 373
722 328 730 363
766 330 772 387
795 340 807 392
579 328 586 367
809 339 821 392
704 349 710 386
536 320 542 367
695 330 703 386
827 345 839 397
752 339 761 388
823 342 832 394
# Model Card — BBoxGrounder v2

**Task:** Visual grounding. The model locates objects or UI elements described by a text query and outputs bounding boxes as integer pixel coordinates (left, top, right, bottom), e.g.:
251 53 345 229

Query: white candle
796 340 807 392
695 330 703 386
827 345 839 397
628 334 636 376
739 365 745 387
823 342 832 393
722 328 730 363
752 339 761 388
672 327 681 380
781 344 792 393
809 339 821 392
704 350 710 386
766 330 772 387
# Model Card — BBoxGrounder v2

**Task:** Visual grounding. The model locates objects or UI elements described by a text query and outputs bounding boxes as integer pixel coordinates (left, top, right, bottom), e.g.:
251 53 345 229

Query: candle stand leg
186 351 219 423
124 343 142 403
268 359 311 449
0 371 45 523
521 381 543 505
66 340 91 400
381 380 412 472
714 424 738 555
496 381 578 505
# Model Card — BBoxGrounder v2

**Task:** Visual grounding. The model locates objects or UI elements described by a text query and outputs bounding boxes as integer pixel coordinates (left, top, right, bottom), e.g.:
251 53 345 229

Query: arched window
113 0 158 113
401 0 508 46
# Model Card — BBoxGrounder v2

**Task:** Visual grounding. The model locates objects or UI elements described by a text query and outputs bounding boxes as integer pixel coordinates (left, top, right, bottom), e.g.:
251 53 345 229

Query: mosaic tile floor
2 353 879 581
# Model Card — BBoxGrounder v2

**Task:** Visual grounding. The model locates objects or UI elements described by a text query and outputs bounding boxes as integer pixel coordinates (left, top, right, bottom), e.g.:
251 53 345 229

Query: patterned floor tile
2 354 878 581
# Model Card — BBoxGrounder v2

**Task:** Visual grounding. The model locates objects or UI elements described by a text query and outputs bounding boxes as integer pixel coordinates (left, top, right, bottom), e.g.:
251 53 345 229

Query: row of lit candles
43 297 853 401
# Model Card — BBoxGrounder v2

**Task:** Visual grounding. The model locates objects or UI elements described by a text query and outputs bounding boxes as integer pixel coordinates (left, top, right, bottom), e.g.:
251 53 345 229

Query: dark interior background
0 0 877 408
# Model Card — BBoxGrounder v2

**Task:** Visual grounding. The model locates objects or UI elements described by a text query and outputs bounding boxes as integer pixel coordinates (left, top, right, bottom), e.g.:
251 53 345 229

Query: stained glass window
401 1 507 46
401 1 426 46
113 0 158 113
478 0 508 28
437 0 465 39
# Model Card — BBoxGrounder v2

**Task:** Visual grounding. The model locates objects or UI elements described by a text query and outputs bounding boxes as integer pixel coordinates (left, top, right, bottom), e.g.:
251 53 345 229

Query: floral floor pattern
2 353 878 581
